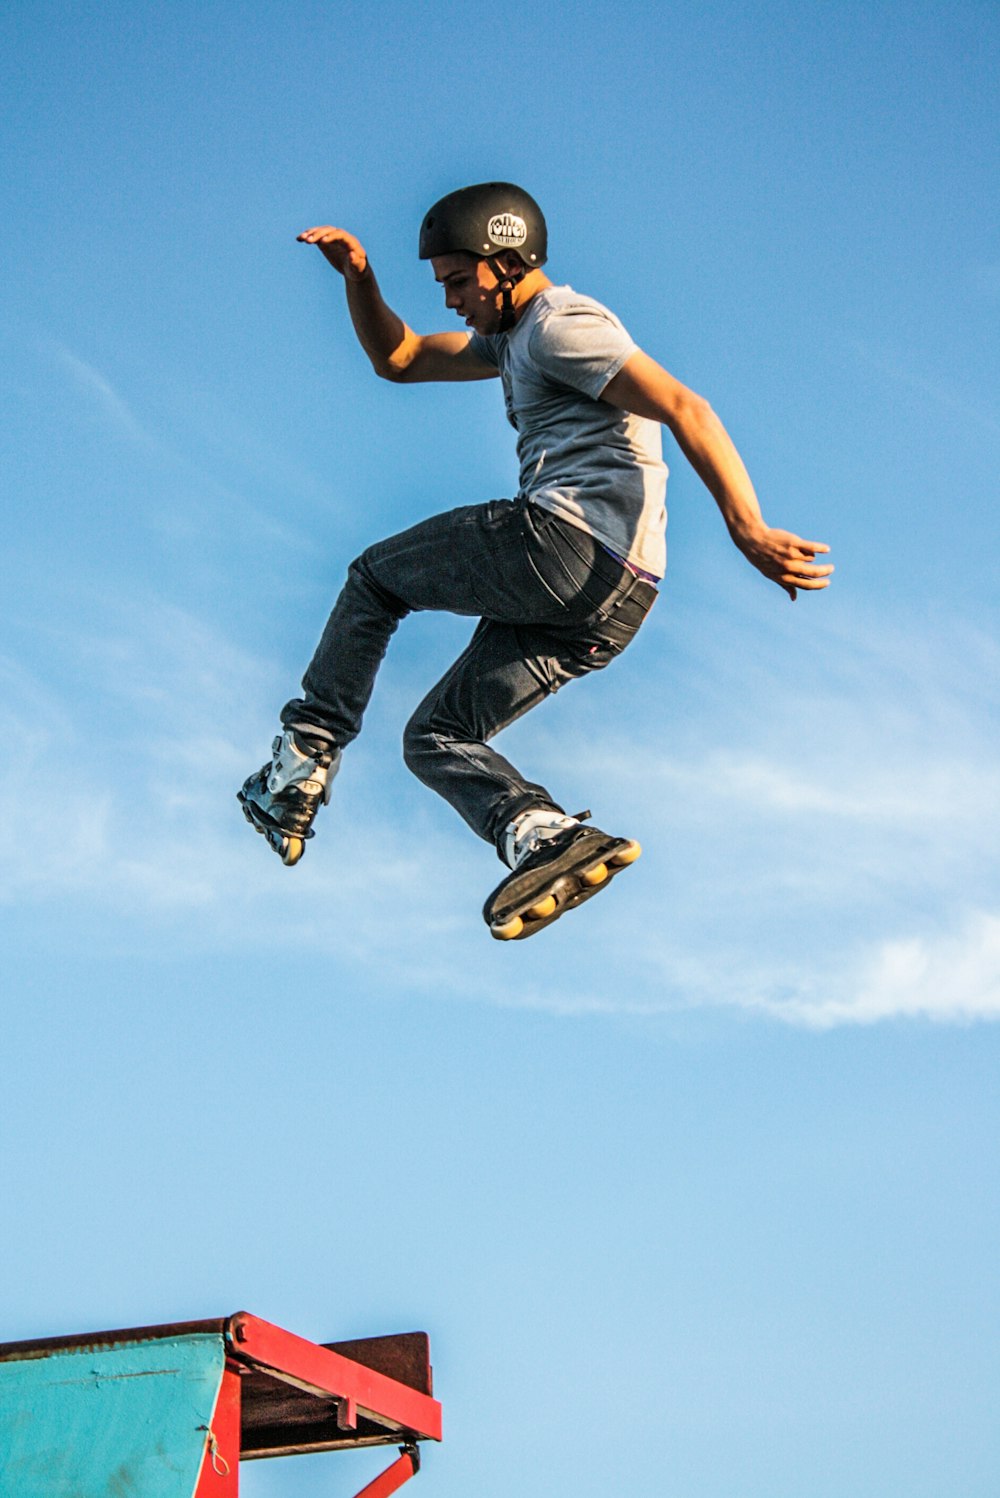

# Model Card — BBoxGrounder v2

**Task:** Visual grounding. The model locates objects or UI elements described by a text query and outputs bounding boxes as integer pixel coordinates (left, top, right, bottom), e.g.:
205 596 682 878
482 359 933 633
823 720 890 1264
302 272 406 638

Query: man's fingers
761 554 835 580
786 546 832 564
781 573 831 590
774 547 835 575
795 539 830 556
747 527 833 599
297 226 351 244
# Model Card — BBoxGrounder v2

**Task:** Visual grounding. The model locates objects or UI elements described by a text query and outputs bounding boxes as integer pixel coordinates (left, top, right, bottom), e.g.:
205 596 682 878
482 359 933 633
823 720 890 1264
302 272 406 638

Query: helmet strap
487 256 525 332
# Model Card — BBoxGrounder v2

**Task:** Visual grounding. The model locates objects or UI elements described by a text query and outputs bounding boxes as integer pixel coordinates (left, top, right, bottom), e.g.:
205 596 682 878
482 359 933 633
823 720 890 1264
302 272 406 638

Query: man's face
431 253 503 335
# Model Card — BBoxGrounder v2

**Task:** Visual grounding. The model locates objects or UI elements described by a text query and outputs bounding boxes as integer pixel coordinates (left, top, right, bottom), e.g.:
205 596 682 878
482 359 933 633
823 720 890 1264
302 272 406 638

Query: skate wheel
611 840 642 866
581 862 608 887
527 894 557 920
491 914 524 941
282 837 304 867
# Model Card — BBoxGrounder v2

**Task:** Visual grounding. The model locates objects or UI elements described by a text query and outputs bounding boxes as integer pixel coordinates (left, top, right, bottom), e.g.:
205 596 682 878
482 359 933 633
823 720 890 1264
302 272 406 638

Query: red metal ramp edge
0 1311 442 1497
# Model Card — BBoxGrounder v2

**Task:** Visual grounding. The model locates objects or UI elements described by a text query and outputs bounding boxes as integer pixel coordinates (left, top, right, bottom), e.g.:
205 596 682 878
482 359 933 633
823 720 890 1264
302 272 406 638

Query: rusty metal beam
226 1314 442 1445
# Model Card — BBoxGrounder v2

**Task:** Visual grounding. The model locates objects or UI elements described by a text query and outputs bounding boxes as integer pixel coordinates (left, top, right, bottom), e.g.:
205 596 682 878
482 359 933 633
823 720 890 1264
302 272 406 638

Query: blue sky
2 1 999 1494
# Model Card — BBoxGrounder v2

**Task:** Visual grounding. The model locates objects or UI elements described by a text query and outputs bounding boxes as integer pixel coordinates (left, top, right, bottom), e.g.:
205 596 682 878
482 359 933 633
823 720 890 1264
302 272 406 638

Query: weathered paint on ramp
0 1332 225 1497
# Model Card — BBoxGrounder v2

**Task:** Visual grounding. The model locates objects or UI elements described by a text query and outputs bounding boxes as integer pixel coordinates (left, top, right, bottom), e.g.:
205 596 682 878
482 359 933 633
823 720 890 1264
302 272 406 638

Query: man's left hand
733 524 834 600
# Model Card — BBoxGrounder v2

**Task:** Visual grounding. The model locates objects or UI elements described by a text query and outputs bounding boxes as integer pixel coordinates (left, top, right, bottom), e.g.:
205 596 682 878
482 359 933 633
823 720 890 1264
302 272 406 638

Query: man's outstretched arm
298 226 495 384
602 351 833 599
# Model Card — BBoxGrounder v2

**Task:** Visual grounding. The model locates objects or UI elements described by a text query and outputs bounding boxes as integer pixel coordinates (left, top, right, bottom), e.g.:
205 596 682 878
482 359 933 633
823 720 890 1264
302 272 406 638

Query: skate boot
484 809 641 941
237 728 341 866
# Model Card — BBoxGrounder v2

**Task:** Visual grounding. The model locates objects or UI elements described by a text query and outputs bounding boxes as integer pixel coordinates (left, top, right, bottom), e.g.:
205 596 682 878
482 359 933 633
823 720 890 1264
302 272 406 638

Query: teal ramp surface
0 1332 226 1497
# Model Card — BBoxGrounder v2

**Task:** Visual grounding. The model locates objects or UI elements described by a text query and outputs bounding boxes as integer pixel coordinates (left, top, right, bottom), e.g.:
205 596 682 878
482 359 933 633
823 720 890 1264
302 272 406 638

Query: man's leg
401 618 569 854
401 598 657 940
280 500 561 747
241 499 559 863
244 497 655 868
397 506 660 858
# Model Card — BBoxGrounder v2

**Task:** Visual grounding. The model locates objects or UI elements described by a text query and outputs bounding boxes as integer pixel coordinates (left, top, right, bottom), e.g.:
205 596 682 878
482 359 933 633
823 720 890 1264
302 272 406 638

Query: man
239 182 833 939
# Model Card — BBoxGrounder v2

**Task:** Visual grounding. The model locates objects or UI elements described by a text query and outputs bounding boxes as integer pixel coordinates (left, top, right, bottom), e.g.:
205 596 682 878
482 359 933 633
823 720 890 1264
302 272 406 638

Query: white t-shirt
470 285 668 577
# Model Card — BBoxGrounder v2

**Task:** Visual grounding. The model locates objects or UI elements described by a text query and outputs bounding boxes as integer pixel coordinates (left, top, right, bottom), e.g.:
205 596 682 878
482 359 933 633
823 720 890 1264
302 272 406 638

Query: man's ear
496 252 527 281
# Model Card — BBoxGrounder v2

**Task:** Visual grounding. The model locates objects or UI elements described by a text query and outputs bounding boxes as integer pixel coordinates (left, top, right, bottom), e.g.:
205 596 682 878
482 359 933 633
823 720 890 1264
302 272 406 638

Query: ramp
0 1311 442 1496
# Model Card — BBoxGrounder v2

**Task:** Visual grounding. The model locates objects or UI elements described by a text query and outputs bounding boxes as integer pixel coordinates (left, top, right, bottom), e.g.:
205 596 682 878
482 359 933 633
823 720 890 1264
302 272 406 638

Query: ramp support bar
353 1444 421 1498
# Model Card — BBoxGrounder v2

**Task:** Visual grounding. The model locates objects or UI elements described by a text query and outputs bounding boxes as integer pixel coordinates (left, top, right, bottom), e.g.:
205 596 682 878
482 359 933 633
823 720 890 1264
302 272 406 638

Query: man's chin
462 309 502 336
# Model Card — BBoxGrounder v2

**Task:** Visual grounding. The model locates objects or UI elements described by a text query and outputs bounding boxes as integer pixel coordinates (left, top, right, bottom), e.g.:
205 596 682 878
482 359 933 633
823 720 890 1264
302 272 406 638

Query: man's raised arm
298 226 495 384
602 351 833 600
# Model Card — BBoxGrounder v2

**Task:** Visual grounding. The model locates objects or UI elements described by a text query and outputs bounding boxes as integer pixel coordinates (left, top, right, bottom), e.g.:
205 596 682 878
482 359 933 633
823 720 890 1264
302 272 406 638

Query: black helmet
418 182 547 268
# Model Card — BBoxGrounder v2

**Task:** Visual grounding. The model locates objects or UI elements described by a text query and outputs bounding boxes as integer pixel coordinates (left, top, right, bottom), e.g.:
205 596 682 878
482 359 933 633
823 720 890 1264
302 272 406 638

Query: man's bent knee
401 712 436 784
348 549 409 621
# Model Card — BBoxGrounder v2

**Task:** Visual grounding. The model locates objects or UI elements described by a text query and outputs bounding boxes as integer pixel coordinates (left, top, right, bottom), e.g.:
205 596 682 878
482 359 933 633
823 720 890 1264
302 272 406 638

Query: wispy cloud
0 598 474 978
3 583 999 1029
573 742 1000 829
468 909 1000 1029
748 910 1000 1028
850 335 1000 437
49 343 163 452
43 341 308 550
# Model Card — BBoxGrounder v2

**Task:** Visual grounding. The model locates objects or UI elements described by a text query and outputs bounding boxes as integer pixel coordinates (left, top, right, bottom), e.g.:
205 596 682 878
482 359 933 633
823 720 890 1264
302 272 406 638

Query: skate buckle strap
505 808 581 870
266 731 340 803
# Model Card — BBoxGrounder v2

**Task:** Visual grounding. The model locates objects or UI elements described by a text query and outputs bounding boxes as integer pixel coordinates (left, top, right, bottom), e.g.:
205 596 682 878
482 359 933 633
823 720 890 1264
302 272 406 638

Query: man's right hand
297 226 369 281
296 225 496 385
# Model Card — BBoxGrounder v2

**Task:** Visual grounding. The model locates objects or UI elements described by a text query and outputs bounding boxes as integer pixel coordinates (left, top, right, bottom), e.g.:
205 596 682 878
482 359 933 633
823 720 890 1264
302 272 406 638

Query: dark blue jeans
282 500 657 855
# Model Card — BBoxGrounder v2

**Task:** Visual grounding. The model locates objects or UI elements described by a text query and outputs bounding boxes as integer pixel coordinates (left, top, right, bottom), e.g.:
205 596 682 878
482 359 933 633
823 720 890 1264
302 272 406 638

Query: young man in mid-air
239 182 833 939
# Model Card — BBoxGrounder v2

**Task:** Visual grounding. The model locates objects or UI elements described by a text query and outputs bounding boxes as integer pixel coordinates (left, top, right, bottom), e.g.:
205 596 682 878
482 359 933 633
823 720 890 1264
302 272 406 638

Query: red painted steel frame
193 1354 430 1498
227 1314 442 1442
354 1447 421 1498
194 1363 242 1497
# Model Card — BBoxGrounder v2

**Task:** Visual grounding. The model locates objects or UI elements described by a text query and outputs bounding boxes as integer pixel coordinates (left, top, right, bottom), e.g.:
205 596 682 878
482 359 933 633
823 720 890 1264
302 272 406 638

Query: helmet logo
488 212 527 249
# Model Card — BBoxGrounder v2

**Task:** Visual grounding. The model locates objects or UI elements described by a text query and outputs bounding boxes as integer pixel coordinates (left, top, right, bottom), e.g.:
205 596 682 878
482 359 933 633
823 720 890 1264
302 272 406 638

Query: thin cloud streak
4 585 1000 1028
49 343 163 452
44 341 307 550
747 911 1000 1028
573 744 1000 828
850 336 1000 437
479 912 1000 1028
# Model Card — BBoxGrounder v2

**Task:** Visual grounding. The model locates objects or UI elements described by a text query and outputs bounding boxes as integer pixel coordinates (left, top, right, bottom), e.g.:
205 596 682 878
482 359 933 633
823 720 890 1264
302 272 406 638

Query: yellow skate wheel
282 836 304 867
491 914 524 941
581 862 608 887
527 894 557 920
611 840 642 866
